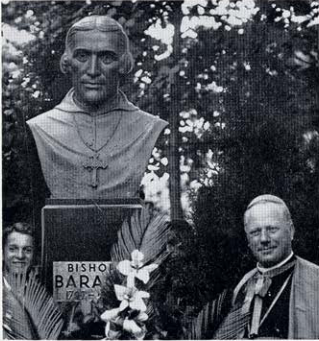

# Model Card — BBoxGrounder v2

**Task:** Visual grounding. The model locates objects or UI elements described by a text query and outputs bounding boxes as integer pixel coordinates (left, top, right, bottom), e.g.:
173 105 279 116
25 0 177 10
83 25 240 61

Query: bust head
244 195 294 267
60 16 134 108
3 222 35 275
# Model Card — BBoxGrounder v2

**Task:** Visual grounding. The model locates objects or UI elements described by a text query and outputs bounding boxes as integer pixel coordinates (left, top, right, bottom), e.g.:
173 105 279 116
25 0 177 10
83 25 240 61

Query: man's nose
16 249 25 259
87 55 100 77
260 229 270 244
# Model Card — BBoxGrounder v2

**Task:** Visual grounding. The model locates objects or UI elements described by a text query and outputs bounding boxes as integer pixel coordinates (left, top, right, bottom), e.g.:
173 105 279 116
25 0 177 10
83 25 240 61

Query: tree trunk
168 8 184 221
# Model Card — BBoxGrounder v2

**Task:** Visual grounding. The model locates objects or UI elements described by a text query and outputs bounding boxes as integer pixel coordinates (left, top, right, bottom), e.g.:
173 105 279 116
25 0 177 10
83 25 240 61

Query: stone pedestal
41 198 142 291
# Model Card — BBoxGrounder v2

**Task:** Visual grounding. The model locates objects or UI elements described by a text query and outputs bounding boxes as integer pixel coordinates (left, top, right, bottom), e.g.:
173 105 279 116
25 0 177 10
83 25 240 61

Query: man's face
245 203 294 267
68 30 123 107
4 231 34 274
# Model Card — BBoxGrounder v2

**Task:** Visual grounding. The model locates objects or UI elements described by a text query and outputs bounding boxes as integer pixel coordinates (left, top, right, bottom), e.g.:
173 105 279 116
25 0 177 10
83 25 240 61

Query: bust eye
100 53 117 64
74 50 89 62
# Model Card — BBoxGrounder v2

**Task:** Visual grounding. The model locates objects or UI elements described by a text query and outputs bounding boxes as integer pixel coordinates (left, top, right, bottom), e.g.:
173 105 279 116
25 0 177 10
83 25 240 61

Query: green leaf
110 207 170 265
4 270 64 340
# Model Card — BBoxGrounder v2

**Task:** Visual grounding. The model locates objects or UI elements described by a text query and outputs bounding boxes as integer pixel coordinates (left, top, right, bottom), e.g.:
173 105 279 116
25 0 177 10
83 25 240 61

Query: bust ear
60 53 71 74
119 52 134 75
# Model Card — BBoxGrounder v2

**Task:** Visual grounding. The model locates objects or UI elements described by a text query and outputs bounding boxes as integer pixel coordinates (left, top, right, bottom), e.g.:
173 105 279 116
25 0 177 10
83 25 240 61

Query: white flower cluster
101 250 158 340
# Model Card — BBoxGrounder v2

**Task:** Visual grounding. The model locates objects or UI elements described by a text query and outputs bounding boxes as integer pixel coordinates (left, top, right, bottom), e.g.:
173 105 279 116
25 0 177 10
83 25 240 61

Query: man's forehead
246 202 287 223
7 232 33 245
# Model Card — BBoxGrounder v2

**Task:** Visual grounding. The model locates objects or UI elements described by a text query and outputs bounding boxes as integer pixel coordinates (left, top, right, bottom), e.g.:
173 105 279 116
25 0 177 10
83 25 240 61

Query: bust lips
82 82 105 89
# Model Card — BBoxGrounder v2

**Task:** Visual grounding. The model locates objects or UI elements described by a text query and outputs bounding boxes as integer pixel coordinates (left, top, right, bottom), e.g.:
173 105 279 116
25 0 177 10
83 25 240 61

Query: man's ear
60 53 71 74
290 222 295 241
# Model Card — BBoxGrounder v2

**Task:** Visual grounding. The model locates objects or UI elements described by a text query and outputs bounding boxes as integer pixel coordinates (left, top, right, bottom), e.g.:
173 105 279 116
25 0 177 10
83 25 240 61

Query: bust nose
87 55 100 77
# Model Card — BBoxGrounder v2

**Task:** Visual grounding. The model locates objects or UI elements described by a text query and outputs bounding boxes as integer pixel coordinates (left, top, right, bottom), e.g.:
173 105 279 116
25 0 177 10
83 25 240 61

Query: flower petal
101 308 120 322
114 284 127 301
117 260 133 276
127 272 135 288
131 250 144 267
135 329 146 340
137 291 150 299
130 296 147 312
104 321 110 337
119 300 129 311
137 312 149 322
136 269 150 284
144 263 158 273
123 319 142 335
108 329 122 339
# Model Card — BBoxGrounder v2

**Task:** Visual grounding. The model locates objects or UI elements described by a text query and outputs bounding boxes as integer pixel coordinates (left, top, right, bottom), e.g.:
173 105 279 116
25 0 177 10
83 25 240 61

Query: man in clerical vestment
26 15 168 201
214 194 319 339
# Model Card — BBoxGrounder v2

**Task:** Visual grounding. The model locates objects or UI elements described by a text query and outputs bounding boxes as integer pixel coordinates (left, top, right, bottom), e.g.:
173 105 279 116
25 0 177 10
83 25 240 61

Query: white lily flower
117 249 158 284
114 285 150 312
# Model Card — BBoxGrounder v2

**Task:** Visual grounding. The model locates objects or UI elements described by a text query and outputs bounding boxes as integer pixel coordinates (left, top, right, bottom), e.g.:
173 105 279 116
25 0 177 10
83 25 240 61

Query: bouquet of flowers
101 249 158 339
61 208 199 340
98 207 171 340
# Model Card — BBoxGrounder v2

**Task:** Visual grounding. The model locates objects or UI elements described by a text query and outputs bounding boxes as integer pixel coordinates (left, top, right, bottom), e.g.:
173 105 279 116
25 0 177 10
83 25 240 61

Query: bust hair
3 222 35 248
60 15 134 75
243 194 294 232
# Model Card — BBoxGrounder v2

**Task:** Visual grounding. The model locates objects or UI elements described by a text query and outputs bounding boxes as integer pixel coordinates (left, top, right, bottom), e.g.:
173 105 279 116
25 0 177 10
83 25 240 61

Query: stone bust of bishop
27 15 168 200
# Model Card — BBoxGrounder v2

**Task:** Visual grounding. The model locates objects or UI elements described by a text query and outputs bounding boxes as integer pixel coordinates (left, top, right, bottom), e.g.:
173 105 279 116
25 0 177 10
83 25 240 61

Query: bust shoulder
27 108 73 132
128 107 168 131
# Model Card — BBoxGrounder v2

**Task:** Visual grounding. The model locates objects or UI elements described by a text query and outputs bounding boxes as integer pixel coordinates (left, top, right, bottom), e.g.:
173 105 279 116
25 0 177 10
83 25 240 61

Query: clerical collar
56 88 138 116
72 91 119 116
257 252 294 274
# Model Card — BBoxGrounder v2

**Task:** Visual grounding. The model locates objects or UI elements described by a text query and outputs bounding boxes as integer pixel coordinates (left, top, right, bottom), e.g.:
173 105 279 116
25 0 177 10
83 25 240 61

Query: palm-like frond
3 271 64 340
110 207 170 265
186 290 240 340
3 279 36 339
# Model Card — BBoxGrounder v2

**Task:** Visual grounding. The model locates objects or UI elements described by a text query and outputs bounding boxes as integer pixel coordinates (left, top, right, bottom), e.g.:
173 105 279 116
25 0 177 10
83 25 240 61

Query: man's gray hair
244 194 294 230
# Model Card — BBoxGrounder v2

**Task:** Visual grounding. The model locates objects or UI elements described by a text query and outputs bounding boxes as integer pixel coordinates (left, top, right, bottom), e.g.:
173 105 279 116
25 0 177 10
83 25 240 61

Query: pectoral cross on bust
83 154 108 188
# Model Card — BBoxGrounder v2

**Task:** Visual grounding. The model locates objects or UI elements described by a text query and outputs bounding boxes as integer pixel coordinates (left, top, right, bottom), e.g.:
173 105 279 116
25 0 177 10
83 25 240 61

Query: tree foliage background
2 0 319 316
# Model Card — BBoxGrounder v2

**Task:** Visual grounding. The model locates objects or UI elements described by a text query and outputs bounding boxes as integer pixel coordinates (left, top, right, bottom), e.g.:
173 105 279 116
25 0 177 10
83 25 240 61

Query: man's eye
268 227 278 233
250 230 260 237
9 246 17 252
25 248 33 254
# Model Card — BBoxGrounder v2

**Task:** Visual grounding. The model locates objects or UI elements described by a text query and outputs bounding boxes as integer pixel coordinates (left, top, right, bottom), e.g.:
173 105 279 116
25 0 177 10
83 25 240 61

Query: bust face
69 30 122 108
245 203 293 267
4 231 34 274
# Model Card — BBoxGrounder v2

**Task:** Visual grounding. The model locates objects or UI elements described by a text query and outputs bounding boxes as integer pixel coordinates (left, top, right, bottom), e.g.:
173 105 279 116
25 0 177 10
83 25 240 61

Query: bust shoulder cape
27 89 168 199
